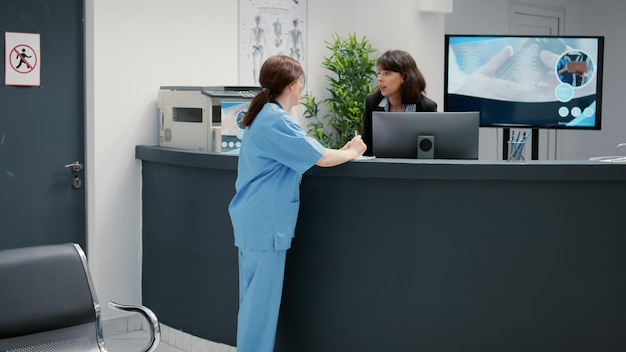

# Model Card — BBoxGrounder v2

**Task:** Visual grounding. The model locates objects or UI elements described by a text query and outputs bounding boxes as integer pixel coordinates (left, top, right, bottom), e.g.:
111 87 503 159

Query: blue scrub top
228 102 325 250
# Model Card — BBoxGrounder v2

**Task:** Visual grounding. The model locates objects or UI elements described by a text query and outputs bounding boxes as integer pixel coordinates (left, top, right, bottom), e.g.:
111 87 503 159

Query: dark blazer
362 93 438 156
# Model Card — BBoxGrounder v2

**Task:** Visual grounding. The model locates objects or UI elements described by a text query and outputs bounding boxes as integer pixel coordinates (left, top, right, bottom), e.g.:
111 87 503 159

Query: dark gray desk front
136 145 626 352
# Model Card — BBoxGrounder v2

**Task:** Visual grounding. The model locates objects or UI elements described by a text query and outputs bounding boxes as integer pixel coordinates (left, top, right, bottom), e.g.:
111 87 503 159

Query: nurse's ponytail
240 55 304 127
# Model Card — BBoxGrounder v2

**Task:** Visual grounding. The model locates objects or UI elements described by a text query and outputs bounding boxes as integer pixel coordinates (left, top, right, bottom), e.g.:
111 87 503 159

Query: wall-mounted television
444 35 604 130
371 111 479 159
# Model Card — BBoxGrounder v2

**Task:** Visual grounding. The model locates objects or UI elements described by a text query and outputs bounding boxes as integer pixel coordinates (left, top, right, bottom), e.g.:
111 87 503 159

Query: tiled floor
103 321 236 352
106 330 184 352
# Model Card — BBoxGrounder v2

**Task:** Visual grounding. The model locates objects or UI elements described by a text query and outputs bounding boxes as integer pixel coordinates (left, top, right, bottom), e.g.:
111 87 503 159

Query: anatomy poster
238 0 307 86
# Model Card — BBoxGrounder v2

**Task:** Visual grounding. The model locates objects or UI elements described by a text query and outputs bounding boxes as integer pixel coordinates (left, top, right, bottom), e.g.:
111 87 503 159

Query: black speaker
417 135 434 159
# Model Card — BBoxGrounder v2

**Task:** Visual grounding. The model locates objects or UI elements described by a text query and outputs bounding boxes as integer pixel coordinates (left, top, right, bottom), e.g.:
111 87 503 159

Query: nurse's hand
343 135 367 157
316 136 367 167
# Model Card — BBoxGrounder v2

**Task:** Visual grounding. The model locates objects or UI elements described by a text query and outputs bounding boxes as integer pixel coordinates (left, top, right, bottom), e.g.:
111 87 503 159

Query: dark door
0 0 85 250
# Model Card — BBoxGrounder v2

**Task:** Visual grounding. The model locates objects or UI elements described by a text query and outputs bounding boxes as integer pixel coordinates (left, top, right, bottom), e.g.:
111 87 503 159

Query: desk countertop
136 145 626 181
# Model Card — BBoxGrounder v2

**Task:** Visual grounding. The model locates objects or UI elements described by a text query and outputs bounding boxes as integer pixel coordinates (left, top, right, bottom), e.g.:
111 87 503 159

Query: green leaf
300 33 377 147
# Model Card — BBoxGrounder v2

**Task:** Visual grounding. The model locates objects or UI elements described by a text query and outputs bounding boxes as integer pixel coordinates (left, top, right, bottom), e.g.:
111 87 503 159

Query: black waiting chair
0 243 160 352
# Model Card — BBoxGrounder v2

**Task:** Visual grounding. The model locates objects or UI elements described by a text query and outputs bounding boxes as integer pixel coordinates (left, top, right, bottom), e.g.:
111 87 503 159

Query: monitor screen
444 35 604 130
371 111 479 159
220 101 250 153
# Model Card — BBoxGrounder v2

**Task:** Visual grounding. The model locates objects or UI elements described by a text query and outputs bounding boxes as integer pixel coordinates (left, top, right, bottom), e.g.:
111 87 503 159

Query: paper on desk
589 156 626 163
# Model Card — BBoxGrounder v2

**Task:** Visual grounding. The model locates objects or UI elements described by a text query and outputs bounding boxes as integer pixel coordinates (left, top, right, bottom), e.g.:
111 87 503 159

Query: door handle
65 161 83 172
65 161 83 189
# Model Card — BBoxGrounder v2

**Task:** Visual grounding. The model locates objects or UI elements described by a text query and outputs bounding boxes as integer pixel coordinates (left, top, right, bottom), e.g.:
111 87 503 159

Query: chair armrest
108 301 161 352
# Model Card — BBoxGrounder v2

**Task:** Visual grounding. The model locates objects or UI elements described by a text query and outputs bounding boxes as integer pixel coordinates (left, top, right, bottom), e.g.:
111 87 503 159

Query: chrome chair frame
0 243 160 352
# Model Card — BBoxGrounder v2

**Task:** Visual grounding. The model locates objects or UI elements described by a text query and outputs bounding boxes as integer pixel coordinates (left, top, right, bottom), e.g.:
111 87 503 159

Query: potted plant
302 33 377 148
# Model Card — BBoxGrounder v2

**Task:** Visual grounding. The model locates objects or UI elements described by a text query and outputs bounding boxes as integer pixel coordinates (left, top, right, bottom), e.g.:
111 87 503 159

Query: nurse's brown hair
240 55 304 127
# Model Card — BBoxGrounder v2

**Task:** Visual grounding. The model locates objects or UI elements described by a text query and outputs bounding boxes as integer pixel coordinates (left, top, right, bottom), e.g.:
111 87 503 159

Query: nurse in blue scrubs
228 55 366 352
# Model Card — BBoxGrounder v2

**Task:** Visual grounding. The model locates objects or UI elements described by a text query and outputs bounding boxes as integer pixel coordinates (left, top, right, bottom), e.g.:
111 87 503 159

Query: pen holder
507 141 527 161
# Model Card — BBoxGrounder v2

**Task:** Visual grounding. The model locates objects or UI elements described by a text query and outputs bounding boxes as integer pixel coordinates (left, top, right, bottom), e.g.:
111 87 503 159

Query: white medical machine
158 86 259 152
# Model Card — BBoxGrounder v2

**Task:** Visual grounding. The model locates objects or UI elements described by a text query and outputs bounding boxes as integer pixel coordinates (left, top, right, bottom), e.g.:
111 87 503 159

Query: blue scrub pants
237 248 287 352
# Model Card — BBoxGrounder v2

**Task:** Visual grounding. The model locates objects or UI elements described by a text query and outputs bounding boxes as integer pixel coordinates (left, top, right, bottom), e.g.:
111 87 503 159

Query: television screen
444 35 604 129
371 111 479 159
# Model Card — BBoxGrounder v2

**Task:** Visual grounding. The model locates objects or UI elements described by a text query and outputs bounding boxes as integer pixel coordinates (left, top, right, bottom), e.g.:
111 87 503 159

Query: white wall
571 1 626 158
87 0 239 318
86 0 448 319
445 0 625 160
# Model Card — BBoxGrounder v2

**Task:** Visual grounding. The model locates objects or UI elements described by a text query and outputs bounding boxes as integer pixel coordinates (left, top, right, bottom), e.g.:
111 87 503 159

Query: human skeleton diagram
286 18 304 61
248 15 267 85
273 18 282 48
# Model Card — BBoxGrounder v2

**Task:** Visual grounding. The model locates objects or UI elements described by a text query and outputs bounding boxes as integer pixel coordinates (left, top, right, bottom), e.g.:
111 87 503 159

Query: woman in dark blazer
362 50 437 156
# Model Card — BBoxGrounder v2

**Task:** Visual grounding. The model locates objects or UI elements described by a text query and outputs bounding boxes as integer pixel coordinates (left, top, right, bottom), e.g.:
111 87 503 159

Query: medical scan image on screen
445 36 603 129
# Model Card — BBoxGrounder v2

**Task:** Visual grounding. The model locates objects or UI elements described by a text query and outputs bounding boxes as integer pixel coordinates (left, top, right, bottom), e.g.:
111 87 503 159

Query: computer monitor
371 111 480 159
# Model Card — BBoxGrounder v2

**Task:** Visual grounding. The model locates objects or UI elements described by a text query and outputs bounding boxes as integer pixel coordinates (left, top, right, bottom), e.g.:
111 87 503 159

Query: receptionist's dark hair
240 55 304 127
374 50 427 104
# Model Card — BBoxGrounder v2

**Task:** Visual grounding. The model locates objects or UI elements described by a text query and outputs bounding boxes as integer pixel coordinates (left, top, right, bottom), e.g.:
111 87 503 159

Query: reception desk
136 145 626 352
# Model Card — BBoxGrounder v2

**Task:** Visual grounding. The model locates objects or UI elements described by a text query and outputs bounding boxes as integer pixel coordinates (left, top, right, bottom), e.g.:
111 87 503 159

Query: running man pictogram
10 45 37 73
15 48 33 69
